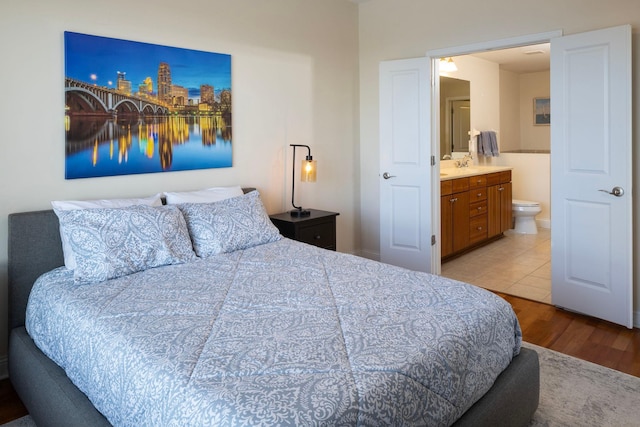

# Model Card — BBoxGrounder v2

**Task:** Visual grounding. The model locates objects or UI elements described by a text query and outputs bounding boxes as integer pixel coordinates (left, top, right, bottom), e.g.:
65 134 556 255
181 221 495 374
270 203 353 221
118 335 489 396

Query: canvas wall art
64 31 232 179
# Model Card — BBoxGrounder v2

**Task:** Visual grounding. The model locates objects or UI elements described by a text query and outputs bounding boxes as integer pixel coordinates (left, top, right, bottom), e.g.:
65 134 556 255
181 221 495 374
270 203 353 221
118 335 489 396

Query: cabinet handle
477 206 482 211
477 193 482 197
450 197 457 203
315 235 322 240
498 187 504 191
477 226 483 230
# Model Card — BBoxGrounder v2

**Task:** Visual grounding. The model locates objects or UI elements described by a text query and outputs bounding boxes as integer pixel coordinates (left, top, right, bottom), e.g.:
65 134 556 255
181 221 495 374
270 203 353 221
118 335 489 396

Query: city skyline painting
64 31 233 179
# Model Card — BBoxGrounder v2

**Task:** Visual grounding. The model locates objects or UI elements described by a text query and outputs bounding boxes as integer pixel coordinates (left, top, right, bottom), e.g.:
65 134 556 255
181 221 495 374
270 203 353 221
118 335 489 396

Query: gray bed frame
8 208 540 427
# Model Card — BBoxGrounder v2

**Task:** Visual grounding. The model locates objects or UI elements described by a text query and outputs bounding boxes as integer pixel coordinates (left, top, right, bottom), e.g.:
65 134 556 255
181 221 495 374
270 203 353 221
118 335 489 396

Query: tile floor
441 227 552 304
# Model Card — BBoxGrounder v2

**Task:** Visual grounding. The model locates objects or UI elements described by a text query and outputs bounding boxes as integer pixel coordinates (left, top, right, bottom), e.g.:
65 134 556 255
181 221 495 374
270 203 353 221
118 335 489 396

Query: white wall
444 55 501 155
0 0 359 376
496 153 551 227
499 69 521 152
520 71 551 150
357 0 640 317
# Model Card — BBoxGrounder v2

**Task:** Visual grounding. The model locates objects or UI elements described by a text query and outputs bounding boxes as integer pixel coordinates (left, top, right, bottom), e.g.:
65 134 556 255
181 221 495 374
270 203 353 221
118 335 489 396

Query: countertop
440 165 512 181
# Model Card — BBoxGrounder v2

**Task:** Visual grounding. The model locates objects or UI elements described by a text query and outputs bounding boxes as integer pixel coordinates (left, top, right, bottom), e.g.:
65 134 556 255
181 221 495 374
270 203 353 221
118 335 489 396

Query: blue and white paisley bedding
26 238 522 427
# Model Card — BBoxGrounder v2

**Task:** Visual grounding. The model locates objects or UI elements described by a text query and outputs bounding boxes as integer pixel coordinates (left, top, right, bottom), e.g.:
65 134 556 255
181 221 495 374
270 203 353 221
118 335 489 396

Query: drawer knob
477 226 483 230
315 235 321 240
477 206 482 211
477 193 482 197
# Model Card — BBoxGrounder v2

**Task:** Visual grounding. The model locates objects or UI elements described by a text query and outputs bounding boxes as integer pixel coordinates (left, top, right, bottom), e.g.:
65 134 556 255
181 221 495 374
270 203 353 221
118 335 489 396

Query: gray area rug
3 343 639 426
524 342 640 426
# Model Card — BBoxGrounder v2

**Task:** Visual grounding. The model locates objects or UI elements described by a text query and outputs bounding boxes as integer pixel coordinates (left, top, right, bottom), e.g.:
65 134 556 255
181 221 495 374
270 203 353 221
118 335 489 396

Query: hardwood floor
1 294 638 423
0 378 27 424
500 293 640 377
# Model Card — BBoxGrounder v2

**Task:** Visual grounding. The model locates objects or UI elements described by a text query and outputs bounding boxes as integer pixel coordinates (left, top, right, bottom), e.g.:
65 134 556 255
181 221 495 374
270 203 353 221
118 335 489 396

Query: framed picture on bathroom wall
533 97 550 125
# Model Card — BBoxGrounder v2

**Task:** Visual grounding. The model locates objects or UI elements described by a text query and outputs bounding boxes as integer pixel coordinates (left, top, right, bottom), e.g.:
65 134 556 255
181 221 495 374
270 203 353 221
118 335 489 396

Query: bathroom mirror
440 76 470 159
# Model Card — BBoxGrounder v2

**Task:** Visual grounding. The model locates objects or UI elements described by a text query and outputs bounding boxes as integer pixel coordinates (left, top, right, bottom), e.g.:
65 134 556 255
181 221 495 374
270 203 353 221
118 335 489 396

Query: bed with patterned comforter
26 237 521 426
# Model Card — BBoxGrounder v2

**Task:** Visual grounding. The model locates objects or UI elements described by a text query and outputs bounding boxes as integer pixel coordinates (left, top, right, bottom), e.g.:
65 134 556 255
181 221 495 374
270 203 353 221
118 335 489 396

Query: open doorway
436 43 552 304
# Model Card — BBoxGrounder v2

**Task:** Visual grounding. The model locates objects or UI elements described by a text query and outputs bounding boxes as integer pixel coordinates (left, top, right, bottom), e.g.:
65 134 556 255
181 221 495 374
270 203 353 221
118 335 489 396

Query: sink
459 168 479 174
441 168 479 176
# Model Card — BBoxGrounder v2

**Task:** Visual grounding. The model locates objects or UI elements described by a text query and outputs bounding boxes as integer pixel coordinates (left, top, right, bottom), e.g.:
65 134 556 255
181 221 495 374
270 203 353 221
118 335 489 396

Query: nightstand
269 209 339 250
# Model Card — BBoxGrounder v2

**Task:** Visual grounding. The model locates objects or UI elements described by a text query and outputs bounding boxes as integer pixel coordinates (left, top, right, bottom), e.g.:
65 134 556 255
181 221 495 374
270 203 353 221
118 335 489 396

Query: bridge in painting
65 77 171 116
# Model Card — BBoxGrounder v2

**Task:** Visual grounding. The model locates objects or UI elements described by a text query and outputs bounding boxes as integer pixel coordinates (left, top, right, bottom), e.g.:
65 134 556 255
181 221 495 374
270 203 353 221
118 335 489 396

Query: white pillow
52 194 164 270
51 193 163 210
164 186 244 204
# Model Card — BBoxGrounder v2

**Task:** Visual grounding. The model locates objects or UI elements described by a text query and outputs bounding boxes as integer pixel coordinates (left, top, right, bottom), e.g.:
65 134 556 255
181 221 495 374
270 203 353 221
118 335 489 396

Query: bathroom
439 45 551 303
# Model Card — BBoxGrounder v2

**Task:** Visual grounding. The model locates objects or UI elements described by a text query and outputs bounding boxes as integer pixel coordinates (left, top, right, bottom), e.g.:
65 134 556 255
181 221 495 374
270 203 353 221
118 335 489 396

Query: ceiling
469 43 550 74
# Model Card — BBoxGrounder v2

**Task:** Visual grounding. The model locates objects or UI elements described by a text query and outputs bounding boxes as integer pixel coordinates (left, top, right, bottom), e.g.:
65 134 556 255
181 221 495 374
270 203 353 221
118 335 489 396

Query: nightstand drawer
298 221 336 249
269 209 339 250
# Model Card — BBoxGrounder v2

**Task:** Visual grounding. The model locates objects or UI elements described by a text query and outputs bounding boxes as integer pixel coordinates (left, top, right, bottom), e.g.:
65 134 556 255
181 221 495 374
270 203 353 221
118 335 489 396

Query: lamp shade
301 159 317 182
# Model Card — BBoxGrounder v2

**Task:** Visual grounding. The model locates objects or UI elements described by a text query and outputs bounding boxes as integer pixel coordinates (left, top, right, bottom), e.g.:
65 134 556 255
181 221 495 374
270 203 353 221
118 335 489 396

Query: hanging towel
477 131 499 157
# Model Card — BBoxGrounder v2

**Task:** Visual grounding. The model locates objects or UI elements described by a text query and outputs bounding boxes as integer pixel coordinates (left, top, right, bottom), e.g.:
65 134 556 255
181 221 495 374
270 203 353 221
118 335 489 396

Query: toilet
512 200 542 234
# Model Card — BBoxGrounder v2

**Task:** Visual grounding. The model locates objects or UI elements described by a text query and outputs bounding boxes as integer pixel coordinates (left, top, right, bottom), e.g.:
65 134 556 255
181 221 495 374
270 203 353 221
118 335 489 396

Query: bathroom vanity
440 166 512 260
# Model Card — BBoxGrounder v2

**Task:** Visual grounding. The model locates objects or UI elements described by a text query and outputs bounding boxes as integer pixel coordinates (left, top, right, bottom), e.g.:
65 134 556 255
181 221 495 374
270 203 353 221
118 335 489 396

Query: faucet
455 154 473 168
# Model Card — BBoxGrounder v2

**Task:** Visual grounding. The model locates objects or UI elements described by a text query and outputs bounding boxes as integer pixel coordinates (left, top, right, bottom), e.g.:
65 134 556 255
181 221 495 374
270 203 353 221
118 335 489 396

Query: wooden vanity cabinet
441 170 512 260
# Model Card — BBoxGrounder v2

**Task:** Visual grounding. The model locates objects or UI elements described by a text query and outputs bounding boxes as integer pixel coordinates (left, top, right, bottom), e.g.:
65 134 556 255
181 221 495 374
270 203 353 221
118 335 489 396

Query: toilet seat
512 199 539 207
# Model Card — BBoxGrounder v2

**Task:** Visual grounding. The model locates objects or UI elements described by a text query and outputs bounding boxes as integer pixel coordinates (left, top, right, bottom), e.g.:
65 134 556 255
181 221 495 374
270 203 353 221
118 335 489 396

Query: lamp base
290 208 311 217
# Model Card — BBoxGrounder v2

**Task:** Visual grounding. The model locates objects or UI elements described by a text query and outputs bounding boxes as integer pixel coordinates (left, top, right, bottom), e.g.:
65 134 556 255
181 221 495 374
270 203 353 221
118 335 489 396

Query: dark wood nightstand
269 209 339 250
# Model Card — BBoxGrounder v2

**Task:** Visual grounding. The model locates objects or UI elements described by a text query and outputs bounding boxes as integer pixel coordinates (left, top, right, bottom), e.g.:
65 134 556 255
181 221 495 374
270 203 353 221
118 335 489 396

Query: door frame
426 30 562 275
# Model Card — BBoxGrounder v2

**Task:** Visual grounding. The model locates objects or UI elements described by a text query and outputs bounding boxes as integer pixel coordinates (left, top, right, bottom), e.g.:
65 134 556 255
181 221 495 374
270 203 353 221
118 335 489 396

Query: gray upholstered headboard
7 188 256 331
8 210 64 330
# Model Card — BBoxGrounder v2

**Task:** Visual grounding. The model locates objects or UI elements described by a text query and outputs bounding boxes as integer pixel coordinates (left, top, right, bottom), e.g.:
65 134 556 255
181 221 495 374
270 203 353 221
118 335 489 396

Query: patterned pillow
52 194 164 270
56 205 197 283
178 190 281 257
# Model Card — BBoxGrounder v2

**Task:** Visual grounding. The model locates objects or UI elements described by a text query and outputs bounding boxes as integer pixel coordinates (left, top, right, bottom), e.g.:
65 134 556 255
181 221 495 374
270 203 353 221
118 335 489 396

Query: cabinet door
488 182 513 237
487 185 501 238
441 194 453 258
500 182 512 232
451 191 469 252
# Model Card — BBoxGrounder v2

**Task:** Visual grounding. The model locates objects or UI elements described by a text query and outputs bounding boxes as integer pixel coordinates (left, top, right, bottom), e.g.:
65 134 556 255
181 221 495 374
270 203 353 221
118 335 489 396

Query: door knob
382 172 396 179
598 186 624 197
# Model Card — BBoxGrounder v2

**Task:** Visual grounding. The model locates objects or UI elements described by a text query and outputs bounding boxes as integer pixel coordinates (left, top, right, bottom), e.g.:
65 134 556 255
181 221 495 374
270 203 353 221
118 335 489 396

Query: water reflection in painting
65 115 232 179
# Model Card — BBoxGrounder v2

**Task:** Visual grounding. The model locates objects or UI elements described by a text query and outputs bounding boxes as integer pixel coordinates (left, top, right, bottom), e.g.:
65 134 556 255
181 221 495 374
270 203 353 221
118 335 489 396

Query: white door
551 25 632 328
379 58 432 272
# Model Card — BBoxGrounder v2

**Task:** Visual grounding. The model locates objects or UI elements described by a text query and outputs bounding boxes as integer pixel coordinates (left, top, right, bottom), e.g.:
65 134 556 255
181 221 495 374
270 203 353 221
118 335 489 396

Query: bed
8 190 539 427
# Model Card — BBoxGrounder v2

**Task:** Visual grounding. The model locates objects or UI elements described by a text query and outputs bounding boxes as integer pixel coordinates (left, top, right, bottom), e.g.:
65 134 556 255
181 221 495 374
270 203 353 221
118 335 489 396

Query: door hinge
431 155 435 166
431 235 436 246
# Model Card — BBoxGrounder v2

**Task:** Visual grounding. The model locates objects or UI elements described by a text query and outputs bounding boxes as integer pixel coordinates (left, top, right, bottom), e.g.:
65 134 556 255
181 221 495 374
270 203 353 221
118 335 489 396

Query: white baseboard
537 218 551 229
0 355 8 380
356 249 380 261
